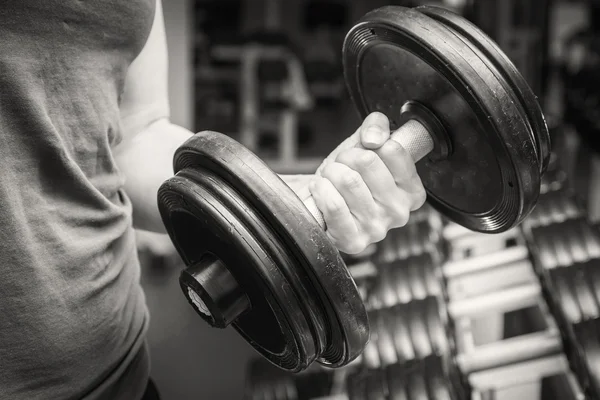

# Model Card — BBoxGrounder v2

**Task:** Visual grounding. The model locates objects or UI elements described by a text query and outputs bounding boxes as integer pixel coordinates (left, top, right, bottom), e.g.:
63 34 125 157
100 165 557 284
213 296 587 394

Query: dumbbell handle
303 120 434 230
449 281 540 318
458 329 563 374
443 245 530 278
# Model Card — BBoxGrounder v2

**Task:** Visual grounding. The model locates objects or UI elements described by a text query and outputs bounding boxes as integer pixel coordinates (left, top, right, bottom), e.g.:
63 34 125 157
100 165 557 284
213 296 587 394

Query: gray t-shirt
0 1 156 399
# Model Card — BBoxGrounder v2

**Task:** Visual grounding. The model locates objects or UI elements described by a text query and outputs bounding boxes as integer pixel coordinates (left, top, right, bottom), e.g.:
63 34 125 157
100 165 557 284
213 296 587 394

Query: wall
163 0 193 130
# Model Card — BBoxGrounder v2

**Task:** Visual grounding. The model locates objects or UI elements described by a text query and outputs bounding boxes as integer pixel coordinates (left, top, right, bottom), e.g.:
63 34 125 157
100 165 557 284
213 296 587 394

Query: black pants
141 378 161 400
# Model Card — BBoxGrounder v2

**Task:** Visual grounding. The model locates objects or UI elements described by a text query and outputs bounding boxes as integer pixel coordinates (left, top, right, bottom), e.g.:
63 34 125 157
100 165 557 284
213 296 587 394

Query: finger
317 125 362 173
360 112 390 149
336 148 397 205
309 176 364 253
377 139 427 211
320 161 379 225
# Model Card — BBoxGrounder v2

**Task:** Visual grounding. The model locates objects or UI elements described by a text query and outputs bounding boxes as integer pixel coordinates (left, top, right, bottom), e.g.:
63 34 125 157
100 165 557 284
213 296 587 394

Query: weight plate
423 252 444 299
377 265 400 308
347 371 368 400
162 131 369 369
375 307 398 367
246 358 298 400
386 364 409 400
159 171 316 371
391 304 416 363
424 356 457 400
427 355 469 400
408 254 429 300
393 260 414 304
585 259 600 309
407 300 434 359
424 295 451 357
572 264 600 321
417 6 550 175
405 361 429 400
366 369 387 400
549 267 582 324
572 319 600 398
343 6 542 232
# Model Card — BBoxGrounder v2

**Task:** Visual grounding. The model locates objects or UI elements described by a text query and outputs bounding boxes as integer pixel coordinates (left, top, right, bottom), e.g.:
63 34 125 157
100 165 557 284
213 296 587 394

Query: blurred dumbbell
524 219 600 398
361 281 546 370
527 217 600 270
374 210 443 263
522 189 582 230
540 165 568 195
442 224 523 260
366 241 532 310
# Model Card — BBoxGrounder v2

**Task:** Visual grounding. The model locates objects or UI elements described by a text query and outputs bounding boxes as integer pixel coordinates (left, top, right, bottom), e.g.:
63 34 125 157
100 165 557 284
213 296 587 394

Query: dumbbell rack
244 162 600 400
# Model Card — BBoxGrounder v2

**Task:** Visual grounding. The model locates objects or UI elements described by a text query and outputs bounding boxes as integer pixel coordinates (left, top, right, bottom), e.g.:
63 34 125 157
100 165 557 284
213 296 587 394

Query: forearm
115 118 193 233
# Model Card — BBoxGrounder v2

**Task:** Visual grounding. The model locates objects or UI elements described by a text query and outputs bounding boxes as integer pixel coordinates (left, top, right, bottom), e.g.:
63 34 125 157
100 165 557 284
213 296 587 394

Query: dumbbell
526 217 600 270
246 219 600 398
362 218 600 361
157 5 550 371
442 224 523 260
374 213 443 263
365 243 532 310
522 189 582 230
524 220 600 398
344 219 600 399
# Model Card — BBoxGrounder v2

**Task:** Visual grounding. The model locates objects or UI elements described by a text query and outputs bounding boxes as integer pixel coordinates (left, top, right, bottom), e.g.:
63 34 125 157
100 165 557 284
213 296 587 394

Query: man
0 1 426 399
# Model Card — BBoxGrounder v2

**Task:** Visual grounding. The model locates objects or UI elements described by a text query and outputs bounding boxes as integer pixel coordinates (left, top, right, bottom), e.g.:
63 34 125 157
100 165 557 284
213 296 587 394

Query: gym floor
140 248 255 399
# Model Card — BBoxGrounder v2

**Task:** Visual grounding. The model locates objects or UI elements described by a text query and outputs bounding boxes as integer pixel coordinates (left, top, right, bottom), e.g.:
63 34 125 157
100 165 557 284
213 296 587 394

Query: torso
0 1 155 399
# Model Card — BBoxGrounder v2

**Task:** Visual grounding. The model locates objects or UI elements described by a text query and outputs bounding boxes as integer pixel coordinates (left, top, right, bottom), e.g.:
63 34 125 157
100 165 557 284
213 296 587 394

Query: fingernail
363 126 385 147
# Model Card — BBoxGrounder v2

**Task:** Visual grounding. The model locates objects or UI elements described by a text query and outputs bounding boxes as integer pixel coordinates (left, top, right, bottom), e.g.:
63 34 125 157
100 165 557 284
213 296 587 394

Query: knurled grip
303 119 434 230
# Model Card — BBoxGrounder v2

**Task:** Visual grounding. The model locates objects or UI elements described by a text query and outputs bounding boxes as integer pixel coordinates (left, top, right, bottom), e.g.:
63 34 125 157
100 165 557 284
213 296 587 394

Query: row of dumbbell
245 170 595 399
246 216 600 400
342 202 600 400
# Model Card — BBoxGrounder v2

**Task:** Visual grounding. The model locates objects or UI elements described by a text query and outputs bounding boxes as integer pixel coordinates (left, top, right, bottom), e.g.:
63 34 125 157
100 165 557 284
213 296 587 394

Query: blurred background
139 0 600 398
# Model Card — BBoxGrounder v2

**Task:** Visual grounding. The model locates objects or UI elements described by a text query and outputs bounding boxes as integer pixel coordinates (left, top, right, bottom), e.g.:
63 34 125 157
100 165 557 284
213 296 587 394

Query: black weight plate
548 267 582 324
159 172 315 371
343 6 540 233
405 359 429 400
407 254 428 300
417 6 550 175
392 260 414 304
407 300 434 360
386 363 409 400
168 131 369 368
347 371 369 400
423 295 452 357
366 368 388 400
426 355 469 400
572 264 600 321
572 319 600 398
374 307 399 367
424 356 454 400
390 304 416 363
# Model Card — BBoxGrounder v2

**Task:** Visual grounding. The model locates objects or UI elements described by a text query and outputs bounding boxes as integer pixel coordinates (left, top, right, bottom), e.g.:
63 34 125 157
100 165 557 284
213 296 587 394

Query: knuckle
355 150 379 170
370 224 388 243
381 139 408 158
323 197 346 216
344 238 368 255
413 188 428 209
320 163 337 179
341 170 364 190
394 206 410 227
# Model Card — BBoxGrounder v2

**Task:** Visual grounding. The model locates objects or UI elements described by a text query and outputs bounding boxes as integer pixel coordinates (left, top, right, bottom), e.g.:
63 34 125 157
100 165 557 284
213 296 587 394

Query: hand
309 112 427 254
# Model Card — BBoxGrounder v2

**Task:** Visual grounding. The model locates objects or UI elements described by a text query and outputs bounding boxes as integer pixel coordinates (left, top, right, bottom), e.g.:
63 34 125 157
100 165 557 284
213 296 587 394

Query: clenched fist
284 112 427 255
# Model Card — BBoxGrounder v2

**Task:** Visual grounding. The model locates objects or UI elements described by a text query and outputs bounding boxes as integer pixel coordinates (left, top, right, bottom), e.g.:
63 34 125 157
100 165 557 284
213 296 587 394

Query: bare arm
114 0 192 233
